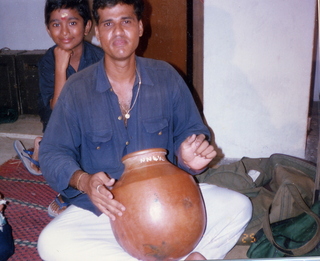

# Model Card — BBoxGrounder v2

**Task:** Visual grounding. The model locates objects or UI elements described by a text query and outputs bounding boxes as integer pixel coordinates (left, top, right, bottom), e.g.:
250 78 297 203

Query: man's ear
84 20 92 36
94 25 100 42
138 20 143 37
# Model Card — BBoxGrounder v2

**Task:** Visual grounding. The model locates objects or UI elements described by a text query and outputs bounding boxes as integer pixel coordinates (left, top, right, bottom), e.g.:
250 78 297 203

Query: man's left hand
179 134 217 171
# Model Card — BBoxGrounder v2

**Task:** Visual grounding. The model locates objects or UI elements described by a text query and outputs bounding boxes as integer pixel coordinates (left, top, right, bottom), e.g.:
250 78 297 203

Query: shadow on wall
205 5 269 166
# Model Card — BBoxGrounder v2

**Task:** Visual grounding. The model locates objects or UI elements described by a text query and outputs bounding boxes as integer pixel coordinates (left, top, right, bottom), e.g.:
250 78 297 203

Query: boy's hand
54 46 73 72
50 47 73 109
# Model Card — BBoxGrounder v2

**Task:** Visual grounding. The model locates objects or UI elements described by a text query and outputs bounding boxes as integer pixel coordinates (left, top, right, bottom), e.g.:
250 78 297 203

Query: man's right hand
78 172 126 220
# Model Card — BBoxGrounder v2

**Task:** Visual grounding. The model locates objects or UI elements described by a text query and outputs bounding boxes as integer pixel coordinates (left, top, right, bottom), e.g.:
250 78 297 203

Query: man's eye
70 21 77 26
104 22 112 27
52 23 60 27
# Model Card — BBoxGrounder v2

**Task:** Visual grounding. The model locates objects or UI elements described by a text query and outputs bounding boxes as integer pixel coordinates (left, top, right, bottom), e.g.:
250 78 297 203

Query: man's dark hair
45 0 92 27
92 0 144 24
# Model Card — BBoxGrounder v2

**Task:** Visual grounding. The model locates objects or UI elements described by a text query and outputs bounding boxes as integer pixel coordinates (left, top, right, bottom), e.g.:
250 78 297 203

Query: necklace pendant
125 113 130 119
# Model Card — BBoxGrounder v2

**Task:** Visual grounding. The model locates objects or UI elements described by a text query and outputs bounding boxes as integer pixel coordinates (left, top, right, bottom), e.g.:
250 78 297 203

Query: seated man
37 0 253 260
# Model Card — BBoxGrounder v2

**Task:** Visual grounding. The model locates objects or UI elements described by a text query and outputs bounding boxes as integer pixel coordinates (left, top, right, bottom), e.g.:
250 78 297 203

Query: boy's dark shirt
38 41 104 131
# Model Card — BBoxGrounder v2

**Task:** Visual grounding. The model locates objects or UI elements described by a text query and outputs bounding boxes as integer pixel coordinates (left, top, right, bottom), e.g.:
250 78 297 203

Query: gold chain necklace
120 68 142 120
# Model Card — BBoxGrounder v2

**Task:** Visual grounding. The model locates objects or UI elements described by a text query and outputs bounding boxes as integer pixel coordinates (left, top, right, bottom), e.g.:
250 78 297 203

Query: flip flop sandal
22 150 40 167
48 194 70 218
13 140 42 176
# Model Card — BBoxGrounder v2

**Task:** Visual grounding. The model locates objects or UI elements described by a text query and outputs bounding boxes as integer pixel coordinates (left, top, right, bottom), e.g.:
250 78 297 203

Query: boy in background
14 0 104 217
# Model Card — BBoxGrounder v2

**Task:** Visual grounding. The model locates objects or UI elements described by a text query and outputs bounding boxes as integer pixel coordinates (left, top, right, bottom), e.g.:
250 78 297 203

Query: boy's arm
50 47 73 109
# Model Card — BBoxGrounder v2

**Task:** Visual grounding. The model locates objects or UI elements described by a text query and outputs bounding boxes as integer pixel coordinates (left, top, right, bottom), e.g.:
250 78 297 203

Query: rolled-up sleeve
39 82 82 199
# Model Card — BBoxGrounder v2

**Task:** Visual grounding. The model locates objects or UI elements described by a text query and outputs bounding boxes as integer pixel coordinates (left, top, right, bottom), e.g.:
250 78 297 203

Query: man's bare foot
185 252 206 260
48 194 70 218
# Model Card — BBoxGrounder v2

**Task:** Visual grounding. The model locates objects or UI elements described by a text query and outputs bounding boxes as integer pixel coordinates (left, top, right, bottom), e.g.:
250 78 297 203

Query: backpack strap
262 184 320 256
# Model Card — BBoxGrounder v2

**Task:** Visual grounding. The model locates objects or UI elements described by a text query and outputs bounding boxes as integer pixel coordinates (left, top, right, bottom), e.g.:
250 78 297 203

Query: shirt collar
78 41 92 70
95 56 154 93
136 56 153 87
96 58 111 93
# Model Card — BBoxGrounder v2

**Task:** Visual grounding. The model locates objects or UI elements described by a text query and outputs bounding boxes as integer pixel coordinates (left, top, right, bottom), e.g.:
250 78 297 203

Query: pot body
111 148 206 261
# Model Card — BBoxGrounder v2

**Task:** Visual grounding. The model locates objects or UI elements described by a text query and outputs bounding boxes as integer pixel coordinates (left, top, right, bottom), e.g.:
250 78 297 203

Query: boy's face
94 4 143 61
47 8 91 51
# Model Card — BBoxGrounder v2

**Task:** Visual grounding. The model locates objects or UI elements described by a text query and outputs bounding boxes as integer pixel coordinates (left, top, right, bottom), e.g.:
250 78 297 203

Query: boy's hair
92 0 144 24
45 0 92 27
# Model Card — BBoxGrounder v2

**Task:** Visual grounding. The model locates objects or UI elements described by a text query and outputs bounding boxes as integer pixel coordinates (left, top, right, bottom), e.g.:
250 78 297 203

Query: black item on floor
16 50 45 115
0 107 18 124
0 50 25 115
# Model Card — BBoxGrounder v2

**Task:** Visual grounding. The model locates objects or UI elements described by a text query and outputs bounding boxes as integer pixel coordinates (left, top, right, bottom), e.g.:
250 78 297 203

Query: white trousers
38 183 252 261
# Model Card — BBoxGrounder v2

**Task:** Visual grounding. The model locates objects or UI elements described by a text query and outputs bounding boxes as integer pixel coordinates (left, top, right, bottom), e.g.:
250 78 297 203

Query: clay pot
111 148 206 261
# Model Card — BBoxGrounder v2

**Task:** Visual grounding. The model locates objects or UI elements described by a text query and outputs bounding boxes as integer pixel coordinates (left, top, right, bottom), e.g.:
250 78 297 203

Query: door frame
191 0 204 111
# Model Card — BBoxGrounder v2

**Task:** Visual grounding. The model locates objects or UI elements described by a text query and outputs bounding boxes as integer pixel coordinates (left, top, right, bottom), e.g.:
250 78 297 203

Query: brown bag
195 153 316 245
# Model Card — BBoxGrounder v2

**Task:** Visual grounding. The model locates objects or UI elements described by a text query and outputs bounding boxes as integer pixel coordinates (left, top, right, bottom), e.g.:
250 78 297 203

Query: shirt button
96 146 101 150
126 141 129 146
110 88 113 92
118 116 122 120
158 131 162 135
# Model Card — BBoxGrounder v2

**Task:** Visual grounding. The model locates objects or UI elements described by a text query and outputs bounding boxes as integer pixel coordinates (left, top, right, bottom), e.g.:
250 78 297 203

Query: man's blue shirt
40 56 210 215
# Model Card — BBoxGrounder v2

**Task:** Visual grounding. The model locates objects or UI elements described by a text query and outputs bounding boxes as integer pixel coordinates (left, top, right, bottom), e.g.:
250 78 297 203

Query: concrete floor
0 107 318 260
0 115 43 165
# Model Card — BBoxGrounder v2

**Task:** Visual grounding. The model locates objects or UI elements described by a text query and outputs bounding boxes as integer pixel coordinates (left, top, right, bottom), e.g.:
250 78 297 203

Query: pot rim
122 148 167 162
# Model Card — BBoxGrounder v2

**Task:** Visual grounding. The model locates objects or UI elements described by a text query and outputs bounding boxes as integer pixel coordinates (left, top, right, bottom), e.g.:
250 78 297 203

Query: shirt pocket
142 118 169 148
84 129 116 169
86 129 113 145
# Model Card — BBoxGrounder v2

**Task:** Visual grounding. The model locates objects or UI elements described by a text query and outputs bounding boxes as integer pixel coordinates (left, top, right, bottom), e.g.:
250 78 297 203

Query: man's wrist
76 172 87 194
71 170 88 194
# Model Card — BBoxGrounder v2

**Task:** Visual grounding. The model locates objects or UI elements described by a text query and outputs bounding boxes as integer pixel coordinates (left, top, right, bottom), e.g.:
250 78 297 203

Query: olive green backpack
196 153 320 256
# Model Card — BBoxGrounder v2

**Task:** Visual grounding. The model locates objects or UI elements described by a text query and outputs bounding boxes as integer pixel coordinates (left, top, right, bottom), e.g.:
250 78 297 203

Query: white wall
204 0 317 159
0 0 318 160
0 0 53 50
0 0 97 50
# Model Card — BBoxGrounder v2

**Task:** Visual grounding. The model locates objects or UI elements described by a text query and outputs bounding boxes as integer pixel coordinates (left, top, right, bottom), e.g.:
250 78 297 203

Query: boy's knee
34 136 42 147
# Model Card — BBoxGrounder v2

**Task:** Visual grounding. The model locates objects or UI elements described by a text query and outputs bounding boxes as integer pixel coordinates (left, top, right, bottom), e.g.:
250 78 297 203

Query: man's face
95 4 143 61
